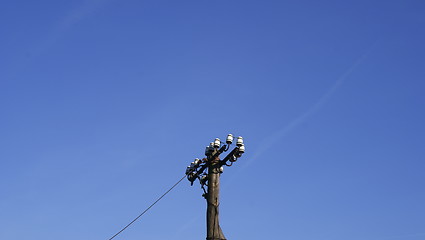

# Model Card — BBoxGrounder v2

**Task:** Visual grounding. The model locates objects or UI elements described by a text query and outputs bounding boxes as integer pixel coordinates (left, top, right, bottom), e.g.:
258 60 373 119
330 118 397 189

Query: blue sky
1 0 425 239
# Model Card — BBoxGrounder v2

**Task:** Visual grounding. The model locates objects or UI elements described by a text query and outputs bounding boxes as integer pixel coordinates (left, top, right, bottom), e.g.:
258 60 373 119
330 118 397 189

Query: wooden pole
206 151 226 240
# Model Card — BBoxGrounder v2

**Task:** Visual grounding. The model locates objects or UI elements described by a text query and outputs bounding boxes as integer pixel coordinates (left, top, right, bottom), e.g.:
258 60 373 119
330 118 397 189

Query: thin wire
108 175 187 240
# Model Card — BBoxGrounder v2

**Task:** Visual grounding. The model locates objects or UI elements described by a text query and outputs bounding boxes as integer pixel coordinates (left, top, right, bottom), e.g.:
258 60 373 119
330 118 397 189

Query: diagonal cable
108 175 187 240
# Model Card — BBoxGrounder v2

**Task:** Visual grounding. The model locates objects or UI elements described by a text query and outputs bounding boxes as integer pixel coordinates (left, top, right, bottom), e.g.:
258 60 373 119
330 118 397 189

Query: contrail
6 0 112 77
246 47 375 166
33 0 112 57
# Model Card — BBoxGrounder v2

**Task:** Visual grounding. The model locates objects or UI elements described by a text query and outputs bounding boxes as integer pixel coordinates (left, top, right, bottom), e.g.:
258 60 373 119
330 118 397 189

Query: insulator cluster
185 134 245 188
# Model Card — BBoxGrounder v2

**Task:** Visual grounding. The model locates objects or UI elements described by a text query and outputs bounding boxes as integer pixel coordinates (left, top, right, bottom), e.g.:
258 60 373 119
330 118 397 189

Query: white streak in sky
6 0 111 79
32 0 111 57
4 0 112 81
247 50 373 166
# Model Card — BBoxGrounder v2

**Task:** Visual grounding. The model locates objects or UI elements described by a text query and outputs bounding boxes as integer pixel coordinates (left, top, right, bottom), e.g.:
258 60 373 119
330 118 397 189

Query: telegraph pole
206 147 226 240
186 134 245 240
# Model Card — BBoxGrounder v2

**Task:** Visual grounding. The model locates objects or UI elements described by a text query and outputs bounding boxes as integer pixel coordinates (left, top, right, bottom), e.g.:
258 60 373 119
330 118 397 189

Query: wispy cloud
5 0 112 80
32 0 112 57
246 46 375 166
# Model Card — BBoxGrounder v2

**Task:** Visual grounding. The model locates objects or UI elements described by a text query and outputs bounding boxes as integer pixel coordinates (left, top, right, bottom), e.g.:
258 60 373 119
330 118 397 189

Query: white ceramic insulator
236 136 244 146
214 138 221 148
226 134 234 144
239 144 245 153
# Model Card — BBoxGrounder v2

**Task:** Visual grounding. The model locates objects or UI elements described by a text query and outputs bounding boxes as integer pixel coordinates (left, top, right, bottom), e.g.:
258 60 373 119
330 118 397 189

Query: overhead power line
108 175 187 240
